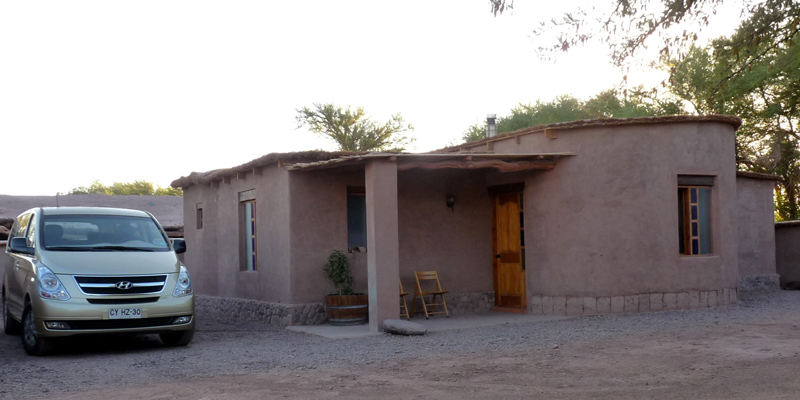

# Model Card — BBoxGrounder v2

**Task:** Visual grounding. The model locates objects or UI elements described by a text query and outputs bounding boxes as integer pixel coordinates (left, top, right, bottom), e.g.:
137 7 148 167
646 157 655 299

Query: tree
491 0 800 75
462 89 682 142
668 28 800 220
296 103 414 152
67 179 183 196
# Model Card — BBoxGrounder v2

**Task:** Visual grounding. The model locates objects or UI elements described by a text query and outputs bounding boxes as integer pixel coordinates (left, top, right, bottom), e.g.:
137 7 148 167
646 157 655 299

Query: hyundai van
2 207 194 356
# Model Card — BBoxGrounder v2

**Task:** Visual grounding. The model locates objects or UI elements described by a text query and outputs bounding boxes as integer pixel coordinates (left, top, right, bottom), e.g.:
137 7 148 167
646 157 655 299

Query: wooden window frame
678 176 714 256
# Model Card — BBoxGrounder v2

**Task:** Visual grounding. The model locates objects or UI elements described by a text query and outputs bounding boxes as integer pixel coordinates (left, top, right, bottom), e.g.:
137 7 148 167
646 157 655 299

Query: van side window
25 215 36 248
10 212 32 240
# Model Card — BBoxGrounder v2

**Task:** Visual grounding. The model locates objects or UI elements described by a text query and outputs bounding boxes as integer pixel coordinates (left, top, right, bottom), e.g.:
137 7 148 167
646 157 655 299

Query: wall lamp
446 193 456 212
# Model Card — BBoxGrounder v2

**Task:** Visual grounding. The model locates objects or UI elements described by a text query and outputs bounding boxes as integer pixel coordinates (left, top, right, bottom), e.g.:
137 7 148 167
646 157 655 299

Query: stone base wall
739 274 780 291
530 288 738 316
196 296 327 326
197 291 494 326
444 291 494 316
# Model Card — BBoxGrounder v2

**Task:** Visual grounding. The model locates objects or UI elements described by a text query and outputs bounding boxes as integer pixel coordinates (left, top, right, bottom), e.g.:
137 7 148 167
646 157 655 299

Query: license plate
109 308 142 319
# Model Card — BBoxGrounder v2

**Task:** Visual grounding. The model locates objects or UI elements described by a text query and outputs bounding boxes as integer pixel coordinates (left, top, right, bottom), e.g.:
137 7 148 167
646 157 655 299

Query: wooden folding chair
399 282 410 320
410 271 449 319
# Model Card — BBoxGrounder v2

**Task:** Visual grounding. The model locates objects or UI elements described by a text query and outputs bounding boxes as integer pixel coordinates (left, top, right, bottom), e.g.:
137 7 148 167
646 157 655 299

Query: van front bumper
30 294 195 338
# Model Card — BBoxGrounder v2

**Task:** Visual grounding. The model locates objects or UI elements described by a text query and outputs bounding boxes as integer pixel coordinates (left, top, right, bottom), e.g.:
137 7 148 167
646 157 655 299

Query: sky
0 1 742 196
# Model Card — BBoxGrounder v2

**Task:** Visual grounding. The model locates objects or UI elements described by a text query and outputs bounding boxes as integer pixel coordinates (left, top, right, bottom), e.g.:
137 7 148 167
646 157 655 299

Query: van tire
21 303 54 356
160 325 194 347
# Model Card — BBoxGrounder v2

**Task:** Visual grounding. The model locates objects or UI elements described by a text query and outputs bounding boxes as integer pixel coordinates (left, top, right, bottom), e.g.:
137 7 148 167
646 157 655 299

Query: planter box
325 294 368 326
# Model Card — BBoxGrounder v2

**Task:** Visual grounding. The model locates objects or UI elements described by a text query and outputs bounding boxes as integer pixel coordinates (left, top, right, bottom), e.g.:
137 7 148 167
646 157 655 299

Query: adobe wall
775 221 800 289
182 165 292 303
736 177 779 290
466 121 740 312
287 168 496 305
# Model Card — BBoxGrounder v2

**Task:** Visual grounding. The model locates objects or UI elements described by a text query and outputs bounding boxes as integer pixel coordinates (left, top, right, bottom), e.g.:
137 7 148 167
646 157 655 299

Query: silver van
2 207 194 355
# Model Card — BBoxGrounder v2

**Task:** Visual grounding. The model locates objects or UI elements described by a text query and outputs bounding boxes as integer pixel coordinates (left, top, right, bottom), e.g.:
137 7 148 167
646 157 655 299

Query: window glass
40 214 170 251
242 200 257 271
698 187 712 254
347 188 367 251
11 213 32 239
25 215 36 248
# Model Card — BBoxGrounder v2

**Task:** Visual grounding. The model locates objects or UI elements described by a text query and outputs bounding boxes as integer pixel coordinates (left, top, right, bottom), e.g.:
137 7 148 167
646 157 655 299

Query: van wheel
21 303 54 356
160 325 195 347
3 290 21 335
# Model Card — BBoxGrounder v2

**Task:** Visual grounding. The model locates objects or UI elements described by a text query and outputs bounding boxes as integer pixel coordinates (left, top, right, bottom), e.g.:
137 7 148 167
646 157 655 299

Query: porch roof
283 152 576 173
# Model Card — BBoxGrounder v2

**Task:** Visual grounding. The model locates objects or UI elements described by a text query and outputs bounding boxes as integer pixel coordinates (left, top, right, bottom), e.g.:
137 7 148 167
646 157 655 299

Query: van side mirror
173 239 186 254
9 237 34 256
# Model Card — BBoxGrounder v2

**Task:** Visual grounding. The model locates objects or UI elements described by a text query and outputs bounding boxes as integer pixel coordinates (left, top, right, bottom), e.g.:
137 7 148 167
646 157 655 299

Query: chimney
486 114 497 138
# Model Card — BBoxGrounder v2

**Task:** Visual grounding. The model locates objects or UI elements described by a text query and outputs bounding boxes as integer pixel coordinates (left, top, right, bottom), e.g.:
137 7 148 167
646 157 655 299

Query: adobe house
171 115 779 332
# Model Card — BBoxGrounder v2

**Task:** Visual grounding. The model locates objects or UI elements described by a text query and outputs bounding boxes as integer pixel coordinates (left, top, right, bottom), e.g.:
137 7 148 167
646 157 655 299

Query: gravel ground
1 290 799 399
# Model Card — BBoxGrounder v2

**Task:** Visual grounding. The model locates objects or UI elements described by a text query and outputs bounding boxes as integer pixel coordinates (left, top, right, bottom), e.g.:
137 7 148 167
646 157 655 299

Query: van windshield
41 214 171 252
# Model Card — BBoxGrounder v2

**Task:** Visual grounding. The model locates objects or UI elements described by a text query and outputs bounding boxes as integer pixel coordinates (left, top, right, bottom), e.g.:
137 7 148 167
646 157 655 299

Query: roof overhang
283 152 576 173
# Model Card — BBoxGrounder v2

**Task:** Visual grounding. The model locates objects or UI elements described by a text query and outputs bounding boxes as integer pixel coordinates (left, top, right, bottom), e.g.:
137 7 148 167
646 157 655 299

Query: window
347 187 367 252
196 204 203 230
239 189 257 271
10 212 32 241
678 175 714 255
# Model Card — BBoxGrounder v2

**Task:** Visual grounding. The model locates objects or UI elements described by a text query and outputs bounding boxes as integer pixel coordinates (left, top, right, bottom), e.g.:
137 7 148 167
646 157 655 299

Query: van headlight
173 266 193 297
36 265 71 301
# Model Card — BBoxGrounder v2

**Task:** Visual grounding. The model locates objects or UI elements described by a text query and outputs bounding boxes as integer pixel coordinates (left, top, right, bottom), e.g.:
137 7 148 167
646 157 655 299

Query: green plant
323 250 355 295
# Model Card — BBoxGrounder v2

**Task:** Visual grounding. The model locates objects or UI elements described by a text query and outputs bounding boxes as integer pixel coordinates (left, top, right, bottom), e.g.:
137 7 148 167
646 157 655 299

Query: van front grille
87 297 159 305
66 317 187 330
74 275 168 295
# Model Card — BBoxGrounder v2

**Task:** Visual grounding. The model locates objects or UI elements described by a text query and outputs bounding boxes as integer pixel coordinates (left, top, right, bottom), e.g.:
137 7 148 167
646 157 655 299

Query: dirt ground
55 310 800 400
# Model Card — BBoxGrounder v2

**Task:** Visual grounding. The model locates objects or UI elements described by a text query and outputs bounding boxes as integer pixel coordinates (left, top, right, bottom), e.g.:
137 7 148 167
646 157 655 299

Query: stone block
730 288 738 304
650 293 664 311
542 296 554 315
597 297 611 314
722 288 731 306
611 296 625 314
718 289 727 306
624 295 639 313
663 293 677 310
699 291 710 308
553 296 567 315
689 291 700 309
677 292 690 310
708 291 718 308
383 319 426 336
566 297 583 316
638 294 651 312
583 297 598 315
530 296 543 315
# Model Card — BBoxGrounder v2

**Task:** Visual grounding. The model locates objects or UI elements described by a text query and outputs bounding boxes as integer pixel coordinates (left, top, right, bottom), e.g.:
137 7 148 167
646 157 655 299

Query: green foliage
462 89 683 143
667 21 800 220
323 250 355 296
296 103 415 152
67 179 183 196
495 0 800 74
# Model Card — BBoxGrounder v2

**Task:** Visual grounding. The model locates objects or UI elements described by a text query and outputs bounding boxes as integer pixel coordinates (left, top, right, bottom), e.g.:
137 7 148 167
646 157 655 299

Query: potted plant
323 250 368 325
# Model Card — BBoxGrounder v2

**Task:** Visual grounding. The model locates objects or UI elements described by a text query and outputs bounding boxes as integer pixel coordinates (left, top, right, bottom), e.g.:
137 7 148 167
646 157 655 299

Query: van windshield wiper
44 246 94 251
88 246 155 252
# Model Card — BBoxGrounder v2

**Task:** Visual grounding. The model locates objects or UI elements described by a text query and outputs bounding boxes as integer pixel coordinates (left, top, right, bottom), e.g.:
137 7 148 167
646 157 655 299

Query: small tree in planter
323 250 368 325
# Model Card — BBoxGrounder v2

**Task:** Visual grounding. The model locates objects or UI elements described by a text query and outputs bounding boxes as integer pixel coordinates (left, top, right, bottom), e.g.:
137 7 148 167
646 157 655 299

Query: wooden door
492 192 526 309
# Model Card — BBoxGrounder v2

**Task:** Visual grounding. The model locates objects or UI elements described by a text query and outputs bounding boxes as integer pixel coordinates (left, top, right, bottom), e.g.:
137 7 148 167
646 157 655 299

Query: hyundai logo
115 281 134 290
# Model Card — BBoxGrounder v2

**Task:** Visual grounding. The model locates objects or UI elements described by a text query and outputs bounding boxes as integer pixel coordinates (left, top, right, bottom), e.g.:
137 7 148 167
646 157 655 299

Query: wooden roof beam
397 160 556 173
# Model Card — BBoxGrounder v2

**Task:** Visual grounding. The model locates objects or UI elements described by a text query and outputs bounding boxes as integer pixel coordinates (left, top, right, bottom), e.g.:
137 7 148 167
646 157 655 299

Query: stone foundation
444 291 494 316
739 274 780 291
196 296 327 326
197 290 494 326
530 288 738 316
